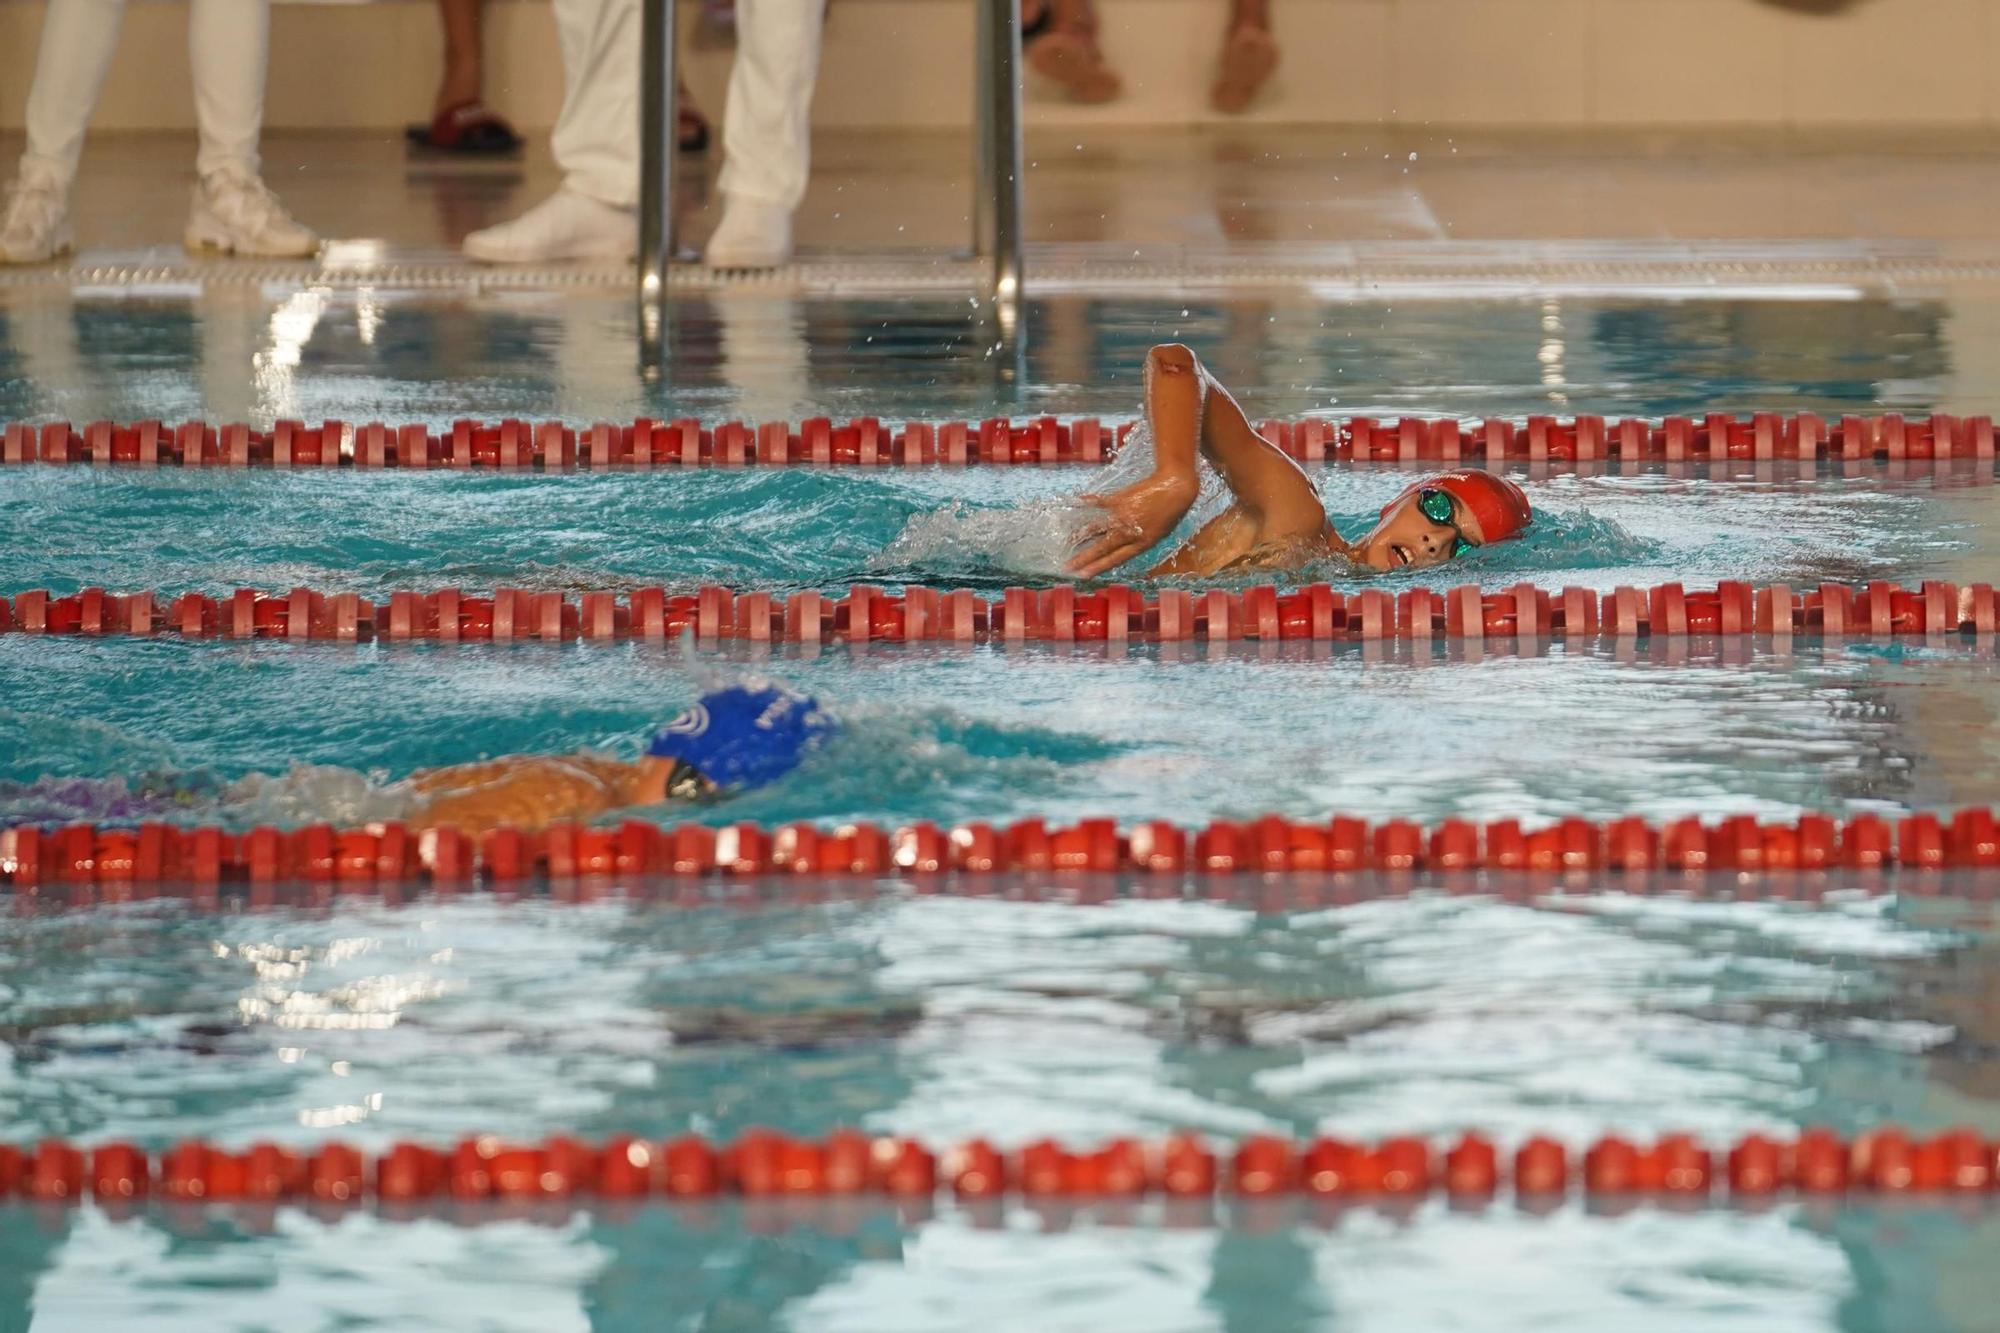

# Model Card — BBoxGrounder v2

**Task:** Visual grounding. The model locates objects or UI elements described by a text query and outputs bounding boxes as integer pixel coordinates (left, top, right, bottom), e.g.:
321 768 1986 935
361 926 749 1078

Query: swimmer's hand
1068 477 1198 578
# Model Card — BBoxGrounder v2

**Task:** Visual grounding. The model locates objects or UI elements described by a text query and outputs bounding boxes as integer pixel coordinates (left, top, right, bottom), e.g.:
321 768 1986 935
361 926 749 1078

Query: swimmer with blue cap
403 685 832 834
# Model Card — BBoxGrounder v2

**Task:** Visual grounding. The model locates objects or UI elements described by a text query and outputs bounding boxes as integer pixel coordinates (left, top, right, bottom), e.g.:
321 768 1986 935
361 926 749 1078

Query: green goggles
1416 486 1468 559
1416 486 1458 527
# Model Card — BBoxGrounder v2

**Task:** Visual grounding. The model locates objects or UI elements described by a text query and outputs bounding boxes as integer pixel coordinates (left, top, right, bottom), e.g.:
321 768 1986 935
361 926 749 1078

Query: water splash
224 765 423 828
1488 506 1664 573
697 703 1128 828
868 496 1099 582
872 421 1230 584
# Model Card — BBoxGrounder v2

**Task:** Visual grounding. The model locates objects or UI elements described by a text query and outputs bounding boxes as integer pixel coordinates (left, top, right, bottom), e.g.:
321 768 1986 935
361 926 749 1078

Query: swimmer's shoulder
1218 525 1350 575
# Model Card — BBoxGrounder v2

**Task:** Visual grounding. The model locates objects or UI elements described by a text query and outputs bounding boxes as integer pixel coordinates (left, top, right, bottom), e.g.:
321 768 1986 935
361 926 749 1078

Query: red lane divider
4 809 1996 888
1 579 1994 643
2 413 1994 468
5 1128 1995 1204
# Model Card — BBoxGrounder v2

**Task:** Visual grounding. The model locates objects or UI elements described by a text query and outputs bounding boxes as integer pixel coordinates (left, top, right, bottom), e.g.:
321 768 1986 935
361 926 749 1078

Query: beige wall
0 0 1994 131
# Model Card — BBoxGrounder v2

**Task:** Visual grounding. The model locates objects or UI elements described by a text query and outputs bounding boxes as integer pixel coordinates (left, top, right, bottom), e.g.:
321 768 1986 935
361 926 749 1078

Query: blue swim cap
647 686 834 790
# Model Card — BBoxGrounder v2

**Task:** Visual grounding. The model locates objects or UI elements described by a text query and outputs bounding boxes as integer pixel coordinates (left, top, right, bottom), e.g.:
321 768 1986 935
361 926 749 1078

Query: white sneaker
462 188 635 263
0 168 72 265
185 168 320 258
703 194 793 269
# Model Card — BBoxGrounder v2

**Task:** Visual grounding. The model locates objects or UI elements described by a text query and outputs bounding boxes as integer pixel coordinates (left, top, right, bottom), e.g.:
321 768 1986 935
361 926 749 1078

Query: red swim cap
1383 470 1533 545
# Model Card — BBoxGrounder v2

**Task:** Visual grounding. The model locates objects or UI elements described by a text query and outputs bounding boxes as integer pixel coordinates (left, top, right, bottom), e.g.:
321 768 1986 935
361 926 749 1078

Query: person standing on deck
460 0 824 269
0 0 318 264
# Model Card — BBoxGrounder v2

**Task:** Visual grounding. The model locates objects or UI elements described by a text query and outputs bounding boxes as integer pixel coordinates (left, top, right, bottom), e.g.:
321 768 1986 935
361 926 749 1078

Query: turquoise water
0 463 1976 598
5 635 1999 831
2 462 1992 830
5 289 2000 1330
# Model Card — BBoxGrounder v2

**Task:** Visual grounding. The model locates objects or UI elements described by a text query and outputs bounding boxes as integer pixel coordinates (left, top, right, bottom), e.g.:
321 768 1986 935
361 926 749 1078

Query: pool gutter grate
8 240 2000 297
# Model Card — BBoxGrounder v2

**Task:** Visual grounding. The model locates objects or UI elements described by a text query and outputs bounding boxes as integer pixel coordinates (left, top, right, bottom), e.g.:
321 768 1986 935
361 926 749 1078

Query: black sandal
405 101 523 155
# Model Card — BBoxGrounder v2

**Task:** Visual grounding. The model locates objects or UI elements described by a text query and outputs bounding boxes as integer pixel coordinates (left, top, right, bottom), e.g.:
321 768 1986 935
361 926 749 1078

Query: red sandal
406 100 524 155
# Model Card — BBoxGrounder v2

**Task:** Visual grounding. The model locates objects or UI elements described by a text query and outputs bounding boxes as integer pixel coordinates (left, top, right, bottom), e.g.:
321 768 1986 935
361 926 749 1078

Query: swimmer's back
405 752 640 833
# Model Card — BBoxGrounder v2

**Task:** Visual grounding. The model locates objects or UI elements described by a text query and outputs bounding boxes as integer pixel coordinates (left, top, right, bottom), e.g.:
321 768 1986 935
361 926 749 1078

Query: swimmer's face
1354 488 1481 571
664 759 717 800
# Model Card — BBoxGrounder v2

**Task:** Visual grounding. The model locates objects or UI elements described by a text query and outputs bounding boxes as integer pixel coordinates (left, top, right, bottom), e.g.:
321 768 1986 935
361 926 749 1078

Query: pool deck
8 125 2000 295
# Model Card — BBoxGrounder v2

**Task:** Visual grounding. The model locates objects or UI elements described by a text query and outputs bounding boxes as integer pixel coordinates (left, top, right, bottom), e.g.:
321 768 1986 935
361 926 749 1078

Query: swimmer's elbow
1147 343 1198 377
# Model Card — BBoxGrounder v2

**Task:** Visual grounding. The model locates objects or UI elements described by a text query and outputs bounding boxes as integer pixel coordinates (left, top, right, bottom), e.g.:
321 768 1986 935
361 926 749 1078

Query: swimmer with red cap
1070 343 1533 578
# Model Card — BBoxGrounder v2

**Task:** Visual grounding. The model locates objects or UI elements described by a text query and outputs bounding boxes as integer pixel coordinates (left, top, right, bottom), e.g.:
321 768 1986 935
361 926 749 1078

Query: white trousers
549 0 641 207
718 0 826 208
18 0 270 188
551 0 824 212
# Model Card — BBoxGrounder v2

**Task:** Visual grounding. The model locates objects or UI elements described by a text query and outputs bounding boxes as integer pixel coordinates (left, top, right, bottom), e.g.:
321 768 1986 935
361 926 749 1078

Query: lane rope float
4 808 1997 888
1 412 1993 469
0 579 1991 644
5 1128 1994 1205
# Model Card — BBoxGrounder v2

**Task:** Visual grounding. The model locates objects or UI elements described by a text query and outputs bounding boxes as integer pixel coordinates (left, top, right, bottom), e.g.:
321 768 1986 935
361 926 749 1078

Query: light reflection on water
0 887 1996 1330
0 1196 1890 1333
0 289 1972 428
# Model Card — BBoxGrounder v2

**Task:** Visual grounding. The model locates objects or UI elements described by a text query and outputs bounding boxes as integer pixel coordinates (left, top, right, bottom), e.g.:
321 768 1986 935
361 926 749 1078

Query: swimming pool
4 288 2000 1331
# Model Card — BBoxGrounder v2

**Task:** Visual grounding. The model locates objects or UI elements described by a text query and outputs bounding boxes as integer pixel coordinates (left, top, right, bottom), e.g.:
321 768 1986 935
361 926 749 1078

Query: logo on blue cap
647 686 834 791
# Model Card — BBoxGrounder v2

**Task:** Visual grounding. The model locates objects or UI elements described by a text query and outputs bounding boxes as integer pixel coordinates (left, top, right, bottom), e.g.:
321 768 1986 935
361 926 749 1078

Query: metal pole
638 0 679 371
972 0 1024 307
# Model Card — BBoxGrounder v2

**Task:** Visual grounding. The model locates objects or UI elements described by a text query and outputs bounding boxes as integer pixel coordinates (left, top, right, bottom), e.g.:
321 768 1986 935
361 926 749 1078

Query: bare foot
1211 25 1277 113
432 57 482 122
1029 30 1124 103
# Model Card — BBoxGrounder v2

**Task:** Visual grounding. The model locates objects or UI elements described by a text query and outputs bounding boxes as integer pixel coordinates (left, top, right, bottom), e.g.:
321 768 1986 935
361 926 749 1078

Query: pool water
0 288 1971 429
2 887 1998 1331
0 459 1983 597
4 634 1998 832
4 461 1995 831
5 288 2000 1331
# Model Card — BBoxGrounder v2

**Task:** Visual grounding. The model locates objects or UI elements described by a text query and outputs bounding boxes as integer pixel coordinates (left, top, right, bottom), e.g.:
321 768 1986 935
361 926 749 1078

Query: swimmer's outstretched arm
1068 344 1204 576
1069 344 1340 577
